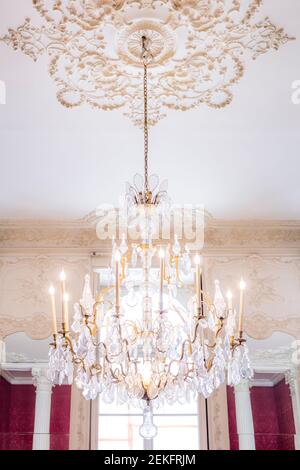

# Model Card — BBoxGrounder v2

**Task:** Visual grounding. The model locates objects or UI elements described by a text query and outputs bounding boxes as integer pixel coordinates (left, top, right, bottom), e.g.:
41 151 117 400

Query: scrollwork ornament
1 0 294 125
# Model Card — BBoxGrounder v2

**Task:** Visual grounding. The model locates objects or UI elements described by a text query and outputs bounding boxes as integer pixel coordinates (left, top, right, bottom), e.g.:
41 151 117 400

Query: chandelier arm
169 303 188 325
174 256 184 287
169 321 200 367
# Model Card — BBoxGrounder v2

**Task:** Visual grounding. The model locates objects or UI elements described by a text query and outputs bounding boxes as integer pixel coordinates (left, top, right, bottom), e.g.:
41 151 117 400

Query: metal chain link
142 36 150 195
143 61 149 194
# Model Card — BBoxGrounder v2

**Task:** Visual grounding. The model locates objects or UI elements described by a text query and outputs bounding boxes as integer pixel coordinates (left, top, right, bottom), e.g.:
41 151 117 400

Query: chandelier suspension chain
142 36 150 195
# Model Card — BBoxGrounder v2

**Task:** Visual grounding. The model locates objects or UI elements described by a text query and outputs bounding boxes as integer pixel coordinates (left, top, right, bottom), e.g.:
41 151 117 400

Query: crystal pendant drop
139 402 158 439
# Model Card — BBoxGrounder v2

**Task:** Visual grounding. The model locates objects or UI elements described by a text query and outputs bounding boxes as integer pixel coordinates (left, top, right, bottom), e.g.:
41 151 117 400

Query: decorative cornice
0 362 48 385
251 376 284 387
250 346 295 371
1 216 300 255
0 218 99 253
1 369 33 385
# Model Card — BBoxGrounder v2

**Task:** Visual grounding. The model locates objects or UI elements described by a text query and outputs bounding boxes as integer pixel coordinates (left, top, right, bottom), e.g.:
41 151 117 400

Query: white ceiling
0 0 300 220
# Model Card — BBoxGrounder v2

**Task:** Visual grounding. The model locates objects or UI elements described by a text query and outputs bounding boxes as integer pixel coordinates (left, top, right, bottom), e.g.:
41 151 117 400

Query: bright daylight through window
98 400 199 450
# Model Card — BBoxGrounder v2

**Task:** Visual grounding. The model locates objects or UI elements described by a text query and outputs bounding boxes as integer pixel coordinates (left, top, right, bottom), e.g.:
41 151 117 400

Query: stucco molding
0 313 52 341
0 216 300 254
245 314 300 341
207 384 230 450
0 254 91 340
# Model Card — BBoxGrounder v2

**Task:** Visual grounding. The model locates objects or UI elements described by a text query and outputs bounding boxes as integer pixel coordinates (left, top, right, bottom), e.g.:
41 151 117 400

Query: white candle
194 255 202 314
159 249 165 311
238 279 246 337
49 285 57 335
60 269 66 294
63 293 70 332
60 269 66 327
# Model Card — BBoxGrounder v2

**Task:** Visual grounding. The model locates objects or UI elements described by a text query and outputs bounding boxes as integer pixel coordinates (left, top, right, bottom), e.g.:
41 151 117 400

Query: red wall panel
251 386 279 438
274 379 295 435
0 377 10 450
50 385 72 450
0 377 71 450
227 381 295 451
0 379 35 450
227 386 239 450
251 383 295 450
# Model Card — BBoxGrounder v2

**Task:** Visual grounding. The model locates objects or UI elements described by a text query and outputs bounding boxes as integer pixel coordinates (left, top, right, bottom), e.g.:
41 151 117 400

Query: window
95 268 201 450
98 399 200 450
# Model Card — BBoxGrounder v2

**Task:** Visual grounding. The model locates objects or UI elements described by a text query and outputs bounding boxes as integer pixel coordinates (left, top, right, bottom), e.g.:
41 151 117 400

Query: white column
285 368 300 450
234 380 256 450
32 367 52 451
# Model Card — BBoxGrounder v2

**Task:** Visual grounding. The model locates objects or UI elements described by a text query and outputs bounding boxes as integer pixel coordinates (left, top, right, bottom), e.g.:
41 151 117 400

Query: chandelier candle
238 279 246 339
63 293 70 332
194 255 202 318
49 285 57 336
60 270 67 329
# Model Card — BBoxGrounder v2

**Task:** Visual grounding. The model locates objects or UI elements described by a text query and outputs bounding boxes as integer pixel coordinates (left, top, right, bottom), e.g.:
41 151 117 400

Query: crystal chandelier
48 36 253 438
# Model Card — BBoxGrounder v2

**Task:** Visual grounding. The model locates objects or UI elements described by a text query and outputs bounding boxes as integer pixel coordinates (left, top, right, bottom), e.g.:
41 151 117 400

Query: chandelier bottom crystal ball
48 36 253 438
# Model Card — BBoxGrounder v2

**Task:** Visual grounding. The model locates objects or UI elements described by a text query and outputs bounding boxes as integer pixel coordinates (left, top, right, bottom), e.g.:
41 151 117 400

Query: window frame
92 396 207 451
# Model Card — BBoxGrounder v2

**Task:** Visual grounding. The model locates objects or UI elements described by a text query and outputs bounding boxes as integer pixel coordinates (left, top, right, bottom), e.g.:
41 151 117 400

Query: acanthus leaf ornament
1 0 294 126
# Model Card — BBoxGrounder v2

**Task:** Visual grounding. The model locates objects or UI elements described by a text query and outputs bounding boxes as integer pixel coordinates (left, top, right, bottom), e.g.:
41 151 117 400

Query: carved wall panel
69 384 91 450
204 255 300 340
207 384 230 450
0 255 90 339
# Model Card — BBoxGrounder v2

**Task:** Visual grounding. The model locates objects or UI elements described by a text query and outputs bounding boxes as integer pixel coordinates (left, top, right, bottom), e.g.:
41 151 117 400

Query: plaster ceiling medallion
1 0 294 125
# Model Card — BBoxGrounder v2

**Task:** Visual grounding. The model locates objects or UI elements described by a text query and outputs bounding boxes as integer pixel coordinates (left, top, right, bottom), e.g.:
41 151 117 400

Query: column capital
285 367 300 397
32 367 52 392
234 379 251 393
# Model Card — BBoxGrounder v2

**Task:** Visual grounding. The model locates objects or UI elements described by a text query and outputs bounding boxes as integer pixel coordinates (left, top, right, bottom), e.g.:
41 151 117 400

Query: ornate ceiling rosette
1 0 294 125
